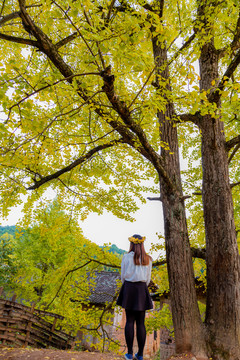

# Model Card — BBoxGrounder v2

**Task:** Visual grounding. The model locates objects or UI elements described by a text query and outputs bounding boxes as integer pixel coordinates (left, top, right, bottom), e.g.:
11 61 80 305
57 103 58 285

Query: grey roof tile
88 271 121 305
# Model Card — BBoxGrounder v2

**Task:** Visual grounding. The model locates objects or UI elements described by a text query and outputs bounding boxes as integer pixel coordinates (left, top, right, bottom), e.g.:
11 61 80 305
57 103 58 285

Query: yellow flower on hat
128 235 146 244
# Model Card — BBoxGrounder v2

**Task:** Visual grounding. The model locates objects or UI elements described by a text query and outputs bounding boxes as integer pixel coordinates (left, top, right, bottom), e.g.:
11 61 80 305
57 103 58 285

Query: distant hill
104 244 126 256
0 226 16 237
100 244 126 272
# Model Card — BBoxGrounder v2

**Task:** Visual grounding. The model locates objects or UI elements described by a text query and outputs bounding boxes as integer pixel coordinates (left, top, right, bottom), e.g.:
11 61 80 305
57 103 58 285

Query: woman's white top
120 251 152 286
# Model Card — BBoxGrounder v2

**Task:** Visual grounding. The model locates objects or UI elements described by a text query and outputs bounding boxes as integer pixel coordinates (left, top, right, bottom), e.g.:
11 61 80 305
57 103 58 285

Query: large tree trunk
152 36 207 358
199 40 240 359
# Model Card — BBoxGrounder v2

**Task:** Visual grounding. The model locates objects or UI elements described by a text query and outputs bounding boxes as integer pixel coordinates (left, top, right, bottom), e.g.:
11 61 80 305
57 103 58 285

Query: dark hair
129 239 151 266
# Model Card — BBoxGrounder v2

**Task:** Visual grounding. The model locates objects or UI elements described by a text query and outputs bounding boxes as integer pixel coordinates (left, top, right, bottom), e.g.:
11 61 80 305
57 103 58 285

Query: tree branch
228 143 240 163
0 0 6 16
128 65 156 108
177 112 201 124
155 0 164 18
153 258 167 266
0 9 77 51
55 31 78 49
209 48 240 104
191 247 206 260
7 79 101 120
0 11 20 25
218 9 240 57
231 10 240 51
153 277 207 303
231 181 240 189
147 196 162 201
0 31 38 46
100 66 175 192
225 134 240 151
169 33 196 66
105 0 117 25
44 260 92 310
86 257 120 269
27 139 123 190
0 5 41 26
11 0 174 192
153 247 206 267
11 2 155 187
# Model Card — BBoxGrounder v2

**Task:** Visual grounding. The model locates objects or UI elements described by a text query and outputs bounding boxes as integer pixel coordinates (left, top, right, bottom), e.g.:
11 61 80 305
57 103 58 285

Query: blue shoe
134 354 143 360
124 354 133 360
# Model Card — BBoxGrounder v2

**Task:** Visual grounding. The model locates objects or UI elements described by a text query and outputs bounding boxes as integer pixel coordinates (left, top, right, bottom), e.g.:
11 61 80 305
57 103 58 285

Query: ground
166 354 208 360
0 348 124 360
0 348 209 360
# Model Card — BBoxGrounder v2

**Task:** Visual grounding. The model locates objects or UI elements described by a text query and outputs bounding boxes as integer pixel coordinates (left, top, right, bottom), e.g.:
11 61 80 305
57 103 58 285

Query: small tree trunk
199 40 240 359
152 37 207 358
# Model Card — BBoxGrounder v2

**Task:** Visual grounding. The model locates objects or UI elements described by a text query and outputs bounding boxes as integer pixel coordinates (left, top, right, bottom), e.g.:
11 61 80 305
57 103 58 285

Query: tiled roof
88 271 121 305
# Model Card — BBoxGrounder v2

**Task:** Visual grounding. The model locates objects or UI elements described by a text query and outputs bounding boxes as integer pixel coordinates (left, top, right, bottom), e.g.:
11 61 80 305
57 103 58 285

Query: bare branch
147 196 162 201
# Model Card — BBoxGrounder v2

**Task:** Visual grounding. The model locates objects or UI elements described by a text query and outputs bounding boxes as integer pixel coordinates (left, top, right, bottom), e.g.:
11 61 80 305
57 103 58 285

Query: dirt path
0 348 124 360
0 348 208 360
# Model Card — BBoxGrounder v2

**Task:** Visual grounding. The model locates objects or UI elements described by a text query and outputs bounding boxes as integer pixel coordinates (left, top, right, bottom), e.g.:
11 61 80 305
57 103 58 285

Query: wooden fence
0 288 75 349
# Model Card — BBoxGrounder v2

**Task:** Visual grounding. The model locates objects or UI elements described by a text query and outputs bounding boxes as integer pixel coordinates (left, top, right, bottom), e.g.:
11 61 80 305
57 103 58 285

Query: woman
117 234 153 360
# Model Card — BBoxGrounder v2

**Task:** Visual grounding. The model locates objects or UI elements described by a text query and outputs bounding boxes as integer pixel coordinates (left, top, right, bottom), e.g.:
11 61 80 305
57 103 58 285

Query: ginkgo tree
0 0 240 358
7 200 124 351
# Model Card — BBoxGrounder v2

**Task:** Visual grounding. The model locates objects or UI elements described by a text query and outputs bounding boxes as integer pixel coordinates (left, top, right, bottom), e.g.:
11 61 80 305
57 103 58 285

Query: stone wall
159 328 175 360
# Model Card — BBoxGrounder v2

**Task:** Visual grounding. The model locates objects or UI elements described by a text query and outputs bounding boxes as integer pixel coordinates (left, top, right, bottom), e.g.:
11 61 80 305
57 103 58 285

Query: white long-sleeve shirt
120 251 152 286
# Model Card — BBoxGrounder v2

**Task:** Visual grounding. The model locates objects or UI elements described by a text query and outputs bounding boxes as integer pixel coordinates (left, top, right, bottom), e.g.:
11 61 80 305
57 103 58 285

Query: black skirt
116 281 153 311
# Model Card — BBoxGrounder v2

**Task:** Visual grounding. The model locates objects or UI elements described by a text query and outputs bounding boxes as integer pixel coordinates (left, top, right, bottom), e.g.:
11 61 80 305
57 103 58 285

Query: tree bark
199 40 240 359
152 36 207 358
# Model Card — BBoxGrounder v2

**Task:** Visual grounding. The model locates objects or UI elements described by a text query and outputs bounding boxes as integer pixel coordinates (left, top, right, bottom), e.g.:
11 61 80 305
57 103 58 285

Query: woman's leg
135 311 146 357
125 309 135 355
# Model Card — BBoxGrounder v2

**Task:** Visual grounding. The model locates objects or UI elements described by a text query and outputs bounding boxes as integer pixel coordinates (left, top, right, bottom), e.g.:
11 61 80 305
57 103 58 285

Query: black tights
125 309 146 356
